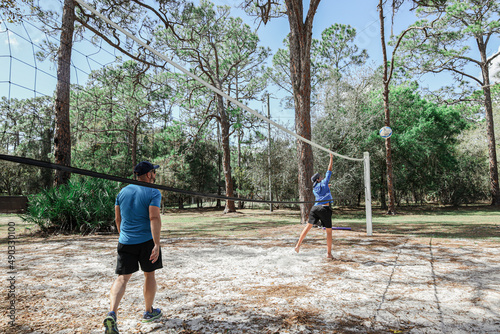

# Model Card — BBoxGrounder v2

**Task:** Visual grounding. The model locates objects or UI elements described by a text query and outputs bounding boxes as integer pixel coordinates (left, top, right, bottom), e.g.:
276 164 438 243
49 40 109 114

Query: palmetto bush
22 177 121 234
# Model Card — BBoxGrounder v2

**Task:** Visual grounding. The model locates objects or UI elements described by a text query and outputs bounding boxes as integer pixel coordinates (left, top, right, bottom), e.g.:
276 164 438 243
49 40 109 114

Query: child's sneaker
103 311 119 334
142 307 162 323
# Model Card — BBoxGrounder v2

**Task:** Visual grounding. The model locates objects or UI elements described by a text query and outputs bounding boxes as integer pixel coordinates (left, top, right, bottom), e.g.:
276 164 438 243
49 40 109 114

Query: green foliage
0 0 33 22
400 0 500 86
185 141 219 194
3 0 496 211
71 61 172 177
314 72 487 206
156 0 270 136
387 85 468 201
0 96 54 195
317 23 368 74
366 83 486 205
242 138 299 206
21 177 120 234
152 124 219 208
233 165 254 199
313 65 380 203
437 151 489 205
268 24 368 109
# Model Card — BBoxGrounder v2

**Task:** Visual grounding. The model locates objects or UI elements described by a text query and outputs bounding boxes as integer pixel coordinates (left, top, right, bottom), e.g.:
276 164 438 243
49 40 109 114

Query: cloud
2 31 20 48
489 45 500 84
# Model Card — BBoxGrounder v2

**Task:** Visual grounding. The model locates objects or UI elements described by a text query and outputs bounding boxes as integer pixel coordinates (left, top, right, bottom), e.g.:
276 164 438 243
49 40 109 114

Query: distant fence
0 196 28 213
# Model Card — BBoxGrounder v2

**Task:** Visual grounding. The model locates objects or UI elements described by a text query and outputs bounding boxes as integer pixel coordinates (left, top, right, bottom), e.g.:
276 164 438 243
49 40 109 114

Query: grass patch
2 205 499 241
160 206 500 240
161 208 299 238
0 214 38 239
365 205 500 239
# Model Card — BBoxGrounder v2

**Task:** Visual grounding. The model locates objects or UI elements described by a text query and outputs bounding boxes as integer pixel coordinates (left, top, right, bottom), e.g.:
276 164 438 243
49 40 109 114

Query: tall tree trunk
132 123 138 168
284 0 320 223
233 75 245 210
41 127 54 189
14 119 19 149
217 122 222 209
237 127 245 209
479 43 500 206
380 163 387 210
267 93 273 212
379 0 396 214
218 94 236 213
53 0 75 186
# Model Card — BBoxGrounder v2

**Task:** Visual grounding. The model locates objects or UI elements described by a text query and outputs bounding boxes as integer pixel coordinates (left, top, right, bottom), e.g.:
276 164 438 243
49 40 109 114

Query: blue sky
1 0 499 126
215 0 457 122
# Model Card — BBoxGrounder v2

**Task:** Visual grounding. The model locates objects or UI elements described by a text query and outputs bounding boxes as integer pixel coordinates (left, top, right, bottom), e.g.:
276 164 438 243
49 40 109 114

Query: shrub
21 177 121 234
437 155 489 206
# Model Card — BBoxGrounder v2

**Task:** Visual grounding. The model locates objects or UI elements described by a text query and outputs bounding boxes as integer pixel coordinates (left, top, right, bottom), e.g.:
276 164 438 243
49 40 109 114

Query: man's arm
114 205 121 234
324 153 334 185
149 205 162 263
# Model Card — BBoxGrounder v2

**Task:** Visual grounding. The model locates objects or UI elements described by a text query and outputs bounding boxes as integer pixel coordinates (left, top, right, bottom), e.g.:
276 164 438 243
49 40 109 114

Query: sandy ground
1 223 500 334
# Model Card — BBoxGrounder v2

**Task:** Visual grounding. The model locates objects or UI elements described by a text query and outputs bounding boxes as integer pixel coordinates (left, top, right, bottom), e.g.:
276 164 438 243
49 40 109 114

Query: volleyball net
0 0 372 235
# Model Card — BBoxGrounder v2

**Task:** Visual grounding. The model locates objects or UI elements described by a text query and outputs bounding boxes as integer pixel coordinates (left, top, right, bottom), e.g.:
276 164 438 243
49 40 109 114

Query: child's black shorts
115 239 163 275
308 205 333 228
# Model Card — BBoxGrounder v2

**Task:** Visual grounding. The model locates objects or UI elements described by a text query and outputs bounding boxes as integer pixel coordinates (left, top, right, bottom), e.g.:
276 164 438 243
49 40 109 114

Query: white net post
363 152 373 236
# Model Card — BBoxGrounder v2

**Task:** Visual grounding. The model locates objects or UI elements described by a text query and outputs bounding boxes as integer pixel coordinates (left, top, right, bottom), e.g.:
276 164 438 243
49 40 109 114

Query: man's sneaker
103 311 119 334
142 307 162 323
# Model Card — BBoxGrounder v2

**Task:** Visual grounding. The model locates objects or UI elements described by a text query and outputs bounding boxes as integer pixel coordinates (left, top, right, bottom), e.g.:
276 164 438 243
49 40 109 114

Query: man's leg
144 271 157 313
295 223 313 253
326 228 333 259
110 274 132 313
323 207 333 259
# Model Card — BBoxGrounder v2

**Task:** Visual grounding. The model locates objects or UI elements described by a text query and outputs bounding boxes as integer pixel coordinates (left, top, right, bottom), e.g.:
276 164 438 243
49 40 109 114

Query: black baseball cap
311 173 320 183
134 161 159 176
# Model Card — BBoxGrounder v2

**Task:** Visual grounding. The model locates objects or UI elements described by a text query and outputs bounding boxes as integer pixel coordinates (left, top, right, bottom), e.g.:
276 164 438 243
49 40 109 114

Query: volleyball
379 126 392 139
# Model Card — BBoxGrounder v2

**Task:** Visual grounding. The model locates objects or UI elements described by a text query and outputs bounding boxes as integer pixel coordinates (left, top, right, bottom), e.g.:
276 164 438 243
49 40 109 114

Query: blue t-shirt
115 184 162 245
313 170 333 206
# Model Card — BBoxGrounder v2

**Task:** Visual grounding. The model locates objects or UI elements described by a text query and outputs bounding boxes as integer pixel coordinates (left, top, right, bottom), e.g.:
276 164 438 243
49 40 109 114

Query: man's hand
150 244 160 263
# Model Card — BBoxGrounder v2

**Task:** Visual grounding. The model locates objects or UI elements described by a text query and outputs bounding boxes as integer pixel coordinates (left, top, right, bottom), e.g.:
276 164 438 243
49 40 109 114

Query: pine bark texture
378 0 396 214
218 94 236 213
284 0 321 223
53 0 75 186
478 41 500 206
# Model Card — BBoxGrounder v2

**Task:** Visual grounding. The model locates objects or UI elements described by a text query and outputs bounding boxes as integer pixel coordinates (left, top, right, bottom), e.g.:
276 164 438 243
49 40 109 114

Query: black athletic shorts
308 205 333 228
115 239 163 275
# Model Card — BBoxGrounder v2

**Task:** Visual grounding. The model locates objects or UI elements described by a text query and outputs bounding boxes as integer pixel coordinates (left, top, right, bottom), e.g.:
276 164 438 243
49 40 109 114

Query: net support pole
363 152 373 236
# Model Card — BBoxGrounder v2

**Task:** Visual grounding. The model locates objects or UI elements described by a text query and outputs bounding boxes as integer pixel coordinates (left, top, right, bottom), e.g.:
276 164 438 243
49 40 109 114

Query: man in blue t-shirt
103 161 163 334
295 153 334 259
